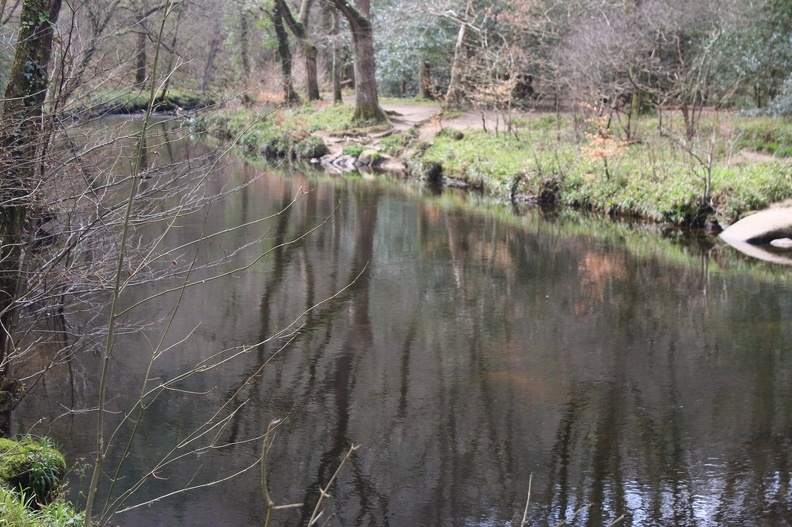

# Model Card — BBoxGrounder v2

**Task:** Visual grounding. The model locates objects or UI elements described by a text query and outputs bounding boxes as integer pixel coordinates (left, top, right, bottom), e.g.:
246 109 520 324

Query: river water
15 122 792 527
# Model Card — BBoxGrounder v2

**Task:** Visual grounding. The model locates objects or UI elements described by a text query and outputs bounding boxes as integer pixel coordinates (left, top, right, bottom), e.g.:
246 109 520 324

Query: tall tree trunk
274 0 321 101
328 0 386 123
321 1 343 104
446 1 472 108
419 59 432 99
239 8 253 106
201 15 222 93
134 20 148 87
270 7 301 104
158 4 183 101
0 0 63 438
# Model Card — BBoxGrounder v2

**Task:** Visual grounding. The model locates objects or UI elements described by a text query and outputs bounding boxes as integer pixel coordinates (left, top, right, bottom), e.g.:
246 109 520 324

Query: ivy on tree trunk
0 0 63 438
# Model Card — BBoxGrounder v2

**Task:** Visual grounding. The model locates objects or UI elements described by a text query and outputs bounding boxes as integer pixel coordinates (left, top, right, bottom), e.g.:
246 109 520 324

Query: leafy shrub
0 486 83 527
380 128 419 155
342 144 365 157
0 436 67 507
294 136 329 159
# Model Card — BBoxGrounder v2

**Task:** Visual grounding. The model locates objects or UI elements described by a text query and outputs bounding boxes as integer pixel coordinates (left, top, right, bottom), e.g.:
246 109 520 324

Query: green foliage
734 116 792 156
0 486 83 527
294 135 329 159
82 89 213 116
710 1 792 109
286 103 356 133
372 2 457 97
199 108 336 160
0 436 67 507
710 161 792 221
358 149 383 166
530 115 558 131
201 102 792 226
379 128 419 155
419 113 792 225
341 144 365 157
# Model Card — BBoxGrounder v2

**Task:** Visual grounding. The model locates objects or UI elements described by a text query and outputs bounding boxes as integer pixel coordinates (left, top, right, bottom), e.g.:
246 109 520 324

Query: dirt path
322 101 499 162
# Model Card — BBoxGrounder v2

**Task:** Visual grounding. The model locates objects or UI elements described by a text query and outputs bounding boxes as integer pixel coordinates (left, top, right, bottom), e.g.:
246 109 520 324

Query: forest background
1 0 792 526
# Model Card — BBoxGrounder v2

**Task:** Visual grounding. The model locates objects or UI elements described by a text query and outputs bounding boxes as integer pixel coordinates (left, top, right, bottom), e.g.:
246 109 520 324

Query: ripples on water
16 126 792 527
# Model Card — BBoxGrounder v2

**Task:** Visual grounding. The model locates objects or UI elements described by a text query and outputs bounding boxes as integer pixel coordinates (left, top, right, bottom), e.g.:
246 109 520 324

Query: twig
520 473 532 527
308 444 360 526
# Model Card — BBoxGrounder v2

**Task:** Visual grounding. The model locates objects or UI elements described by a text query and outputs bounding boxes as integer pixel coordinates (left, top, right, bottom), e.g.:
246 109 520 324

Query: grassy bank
0 436 82 527
0 486 83 527
69 88 215 118
198 101 792 227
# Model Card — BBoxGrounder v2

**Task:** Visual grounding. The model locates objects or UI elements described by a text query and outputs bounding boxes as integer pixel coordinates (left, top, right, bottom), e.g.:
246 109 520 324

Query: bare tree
445 0 473 108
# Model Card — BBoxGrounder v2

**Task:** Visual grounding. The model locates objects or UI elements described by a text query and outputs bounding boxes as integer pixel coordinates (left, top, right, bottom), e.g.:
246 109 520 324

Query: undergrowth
199 102 792 226
0 486 84 527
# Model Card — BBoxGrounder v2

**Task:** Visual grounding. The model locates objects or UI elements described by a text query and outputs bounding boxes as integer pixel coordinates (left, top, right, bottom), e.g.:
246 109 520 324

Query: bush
294 136 329 159
0 486 83 527
0 436 66 507
342 144 365 157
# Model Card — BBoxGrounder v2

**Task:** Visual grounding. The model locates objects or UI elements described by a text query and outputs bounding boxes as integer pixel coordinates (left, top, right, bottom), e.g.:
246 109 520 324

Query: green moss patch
0 437 66 507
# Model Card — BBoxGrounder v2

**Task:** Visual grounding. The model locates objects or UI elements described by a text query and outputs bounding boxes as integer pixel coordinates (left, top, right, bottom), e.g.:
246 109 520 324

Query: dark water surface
16 128 792 527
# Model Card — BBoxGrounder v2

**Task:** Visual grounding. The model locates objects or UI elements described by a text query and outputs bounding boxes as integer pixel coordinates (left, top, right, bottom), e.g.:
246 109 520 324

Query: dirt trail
322 102 498 161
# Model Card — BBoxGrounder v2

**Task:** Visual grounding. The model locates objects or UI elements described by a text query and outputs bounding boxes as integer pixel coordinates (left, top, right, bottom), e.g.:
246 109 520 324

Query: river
15 120 792 527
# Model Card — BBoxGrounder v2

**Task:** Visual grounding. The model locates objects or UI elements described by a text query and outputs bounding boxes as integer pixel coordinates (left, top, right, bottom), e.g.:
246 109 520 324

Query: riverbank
196 99 792 227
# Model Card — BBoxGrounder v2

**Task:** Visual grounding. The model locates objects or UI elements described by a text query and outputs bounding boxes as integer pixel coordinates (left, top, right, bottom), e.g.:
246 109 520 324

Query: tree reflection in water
15 157 792 527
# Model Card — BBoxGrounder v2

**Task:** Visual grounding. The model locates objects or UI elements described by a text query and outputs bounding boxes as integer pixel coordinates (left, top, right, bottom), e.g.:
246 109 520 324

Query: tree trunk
321 1 343 104
134 11 148 87
0 0 63 438
202 30 221 93
239 9 253 106
446 1 472 108
158 4 183 101
419 59 432 99
134 36 147 86
270 7 301 104
274 0 321 101
328 0 386 123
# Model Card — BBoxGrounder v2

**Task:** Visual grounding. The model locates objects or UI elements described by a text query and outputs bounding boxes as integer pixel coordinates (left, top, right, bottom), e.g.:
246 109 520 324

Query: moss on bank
198 103 792 227
196 103 354 161
0 485 83 527
71 88 214 118
0 437 82 527
0 436 66 506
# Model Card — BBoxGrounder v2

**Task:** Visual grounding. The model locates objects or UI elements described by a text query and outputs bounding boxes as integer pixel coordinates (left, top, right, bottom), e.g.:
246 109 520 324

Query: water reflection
15 146 792 527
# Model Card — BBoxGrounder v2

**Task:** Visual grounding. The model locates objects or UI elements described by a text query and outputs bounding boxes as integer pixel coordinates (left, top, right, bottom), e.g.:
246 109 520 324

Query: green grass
341 144 365 157
198 102 792 226
0 486 84 527
278 102 356 133
0 436 67 507
73 87 214 117
733 116 792 157
198 106 339 160
415 113 792 225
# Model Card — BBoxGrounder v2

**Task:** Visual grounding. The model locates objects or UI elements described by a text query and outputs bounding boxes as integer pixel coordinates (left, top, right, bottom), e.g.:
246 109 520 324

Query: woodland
0 0 791 525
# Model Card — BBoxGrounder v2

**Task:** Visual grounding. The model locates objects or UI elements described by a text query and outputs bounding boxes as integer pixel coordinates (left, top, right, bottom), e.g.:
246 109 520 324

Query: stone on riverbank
719 209 792 244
